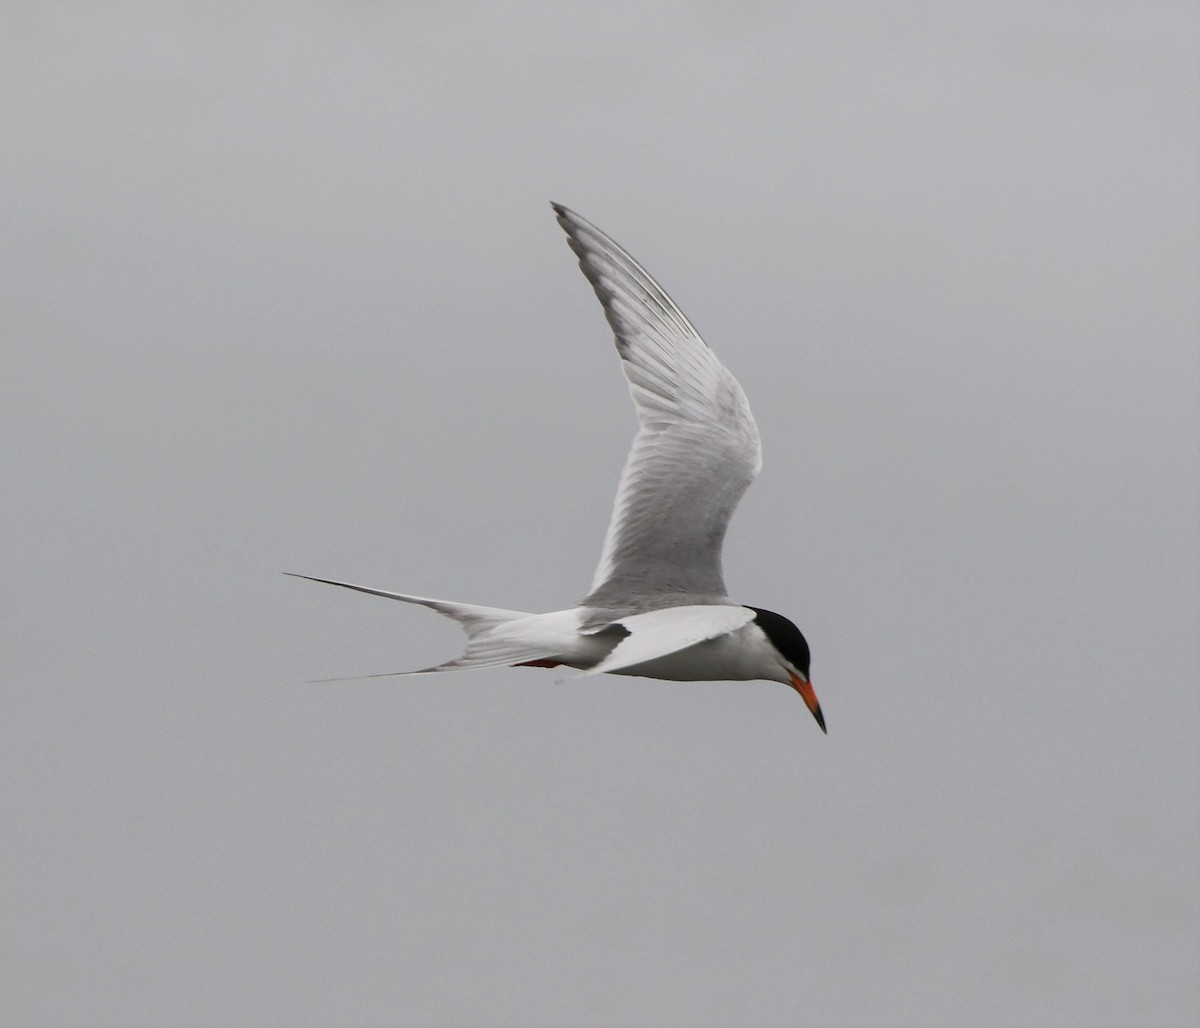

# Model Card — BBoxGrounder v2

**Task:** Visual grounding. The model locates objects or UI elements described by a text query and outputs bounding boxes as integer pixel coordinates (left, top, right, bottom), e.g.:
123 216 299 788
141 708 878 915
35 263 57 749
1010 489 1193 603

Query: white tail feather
286 573 559 675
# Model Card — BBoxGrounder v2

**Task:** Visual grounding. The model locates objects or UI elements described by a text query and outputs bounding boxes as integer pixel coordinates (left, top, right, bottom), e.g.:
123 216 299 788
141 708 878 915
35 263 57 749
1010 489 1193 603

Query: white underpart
561 605 757 680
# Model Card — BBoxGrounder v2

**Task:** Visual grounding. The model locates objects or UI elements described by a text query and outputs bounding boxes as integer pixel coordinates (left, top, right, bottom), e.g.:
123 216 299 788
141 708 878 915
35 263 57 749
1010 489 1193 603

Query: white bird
290 203 825 732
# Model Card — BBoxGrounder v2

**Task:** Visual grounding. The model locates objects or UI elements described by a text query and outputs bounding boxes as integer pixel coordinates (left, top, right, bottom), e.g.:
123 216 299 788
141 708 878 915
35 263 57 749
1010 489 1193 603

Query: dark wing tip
551 202 596 242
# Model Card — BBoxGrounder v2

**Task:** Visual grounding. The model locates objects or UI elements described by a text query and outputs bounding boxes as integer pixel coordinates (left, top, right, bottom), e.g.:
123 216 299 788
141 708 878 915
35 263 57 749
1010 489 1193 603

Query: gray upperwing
552 205 762 607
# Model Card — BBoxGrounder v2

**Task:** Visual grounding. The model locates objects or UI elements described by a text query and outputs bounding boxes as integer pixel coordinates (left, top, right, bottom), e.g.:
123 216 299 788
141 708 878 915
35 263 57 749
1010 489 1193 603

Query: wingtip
551 202 592 235
551 201 575 231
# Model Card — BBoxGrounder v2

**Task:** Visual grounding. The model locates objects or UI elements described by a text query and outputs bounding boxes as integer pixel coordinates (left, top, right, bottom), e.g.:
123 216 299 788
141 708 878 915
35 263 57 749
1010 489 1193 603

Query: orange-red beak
789 673 826 734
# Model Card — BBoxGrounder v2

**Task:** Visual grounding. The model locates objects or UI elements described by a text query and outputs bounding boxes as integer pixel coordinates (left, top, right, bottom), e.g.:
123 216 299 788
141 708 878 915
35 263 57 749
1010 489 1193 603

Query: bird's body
291 204 825 732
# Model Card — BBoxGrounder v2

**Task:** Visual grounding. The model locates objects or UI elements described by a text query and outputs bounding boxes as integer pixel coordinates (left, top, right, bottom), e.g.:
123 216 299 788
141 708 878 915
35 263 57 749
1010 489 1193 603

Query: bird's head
747 607 825 734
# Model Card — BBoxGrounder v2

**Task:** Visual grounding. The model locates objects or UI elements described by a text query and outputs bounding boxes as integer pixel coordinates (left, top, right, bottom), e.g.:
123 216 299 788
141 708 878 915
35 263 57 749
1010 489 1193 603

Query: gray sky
3 3 1197 1026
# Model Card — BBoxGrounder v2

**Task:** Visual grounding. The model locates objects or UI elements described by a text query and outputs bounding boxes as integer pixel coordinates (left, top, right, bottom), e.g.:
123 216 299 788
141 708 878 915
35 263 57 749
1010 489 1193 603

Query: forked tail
286 573 556 674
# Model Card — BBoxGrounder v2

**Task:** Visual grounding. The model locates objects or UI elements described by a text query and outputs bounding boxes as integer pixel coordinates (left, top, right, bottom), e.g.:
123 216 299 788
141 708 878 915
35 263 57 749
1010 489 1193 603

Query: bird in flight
290 203 825 733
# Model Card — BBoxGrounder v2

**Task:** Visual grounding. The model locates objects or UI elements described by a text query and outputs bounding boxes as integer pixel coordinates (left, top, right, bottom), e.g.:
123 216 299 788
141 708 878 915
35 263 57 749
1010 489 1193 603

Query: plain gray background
3 4 1197 1026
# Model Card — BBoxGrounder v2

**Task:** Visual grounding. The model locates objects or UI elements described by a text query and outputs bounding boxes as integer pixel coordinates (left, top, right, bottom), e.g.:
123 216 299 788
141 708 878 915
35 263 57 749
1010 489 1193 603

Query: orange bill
789 673 827 734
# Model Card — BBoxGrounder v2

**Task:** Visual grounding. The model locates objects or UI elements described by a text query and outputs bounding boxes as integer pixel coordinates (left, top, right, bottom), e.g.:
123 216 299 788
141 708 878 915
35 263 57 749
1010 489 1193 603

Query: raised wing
553 204 762 607
560 605 756 681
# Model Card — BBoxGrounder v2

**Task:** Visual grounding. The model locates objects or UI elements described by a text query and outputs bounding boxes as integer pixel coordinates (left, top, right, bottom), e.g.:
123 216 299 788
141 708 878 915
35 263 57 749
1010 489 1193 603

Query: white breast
609 623 786 683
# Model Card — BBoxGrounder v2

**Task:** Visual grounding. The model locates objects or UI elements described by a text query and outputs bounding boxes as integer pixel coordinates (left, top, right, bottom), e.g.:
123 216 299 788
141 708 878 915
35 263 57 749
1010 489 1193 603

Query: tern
290 203 825 732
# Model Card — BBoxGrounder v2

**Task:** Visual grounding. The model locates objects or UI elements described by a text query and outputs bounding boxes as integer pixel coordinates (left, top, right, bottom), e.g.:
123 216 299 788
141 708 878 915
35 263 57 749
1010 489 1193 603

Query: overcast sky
3 4 1198 1026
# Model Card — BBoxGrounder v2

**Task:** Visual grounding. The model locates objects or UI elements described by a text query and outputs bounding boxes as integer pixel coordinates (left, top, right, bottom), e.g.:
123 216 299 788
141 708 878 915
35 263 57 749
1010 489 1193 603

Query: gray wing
553 204 762 607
